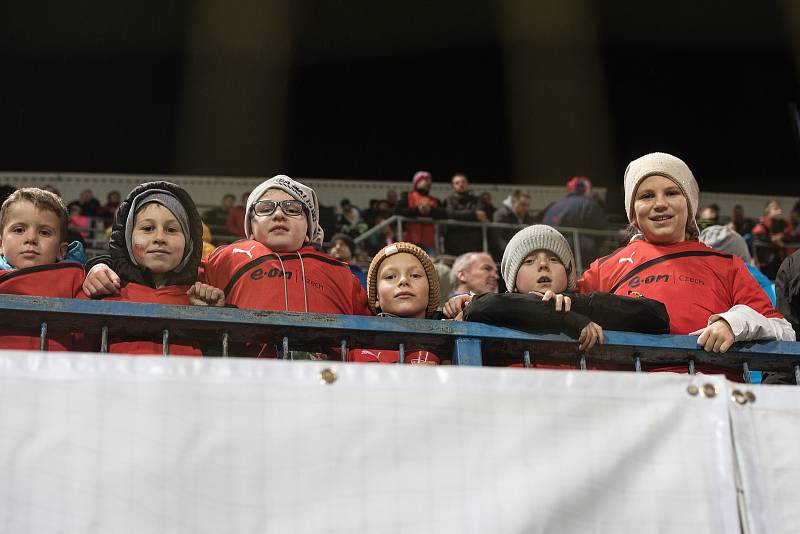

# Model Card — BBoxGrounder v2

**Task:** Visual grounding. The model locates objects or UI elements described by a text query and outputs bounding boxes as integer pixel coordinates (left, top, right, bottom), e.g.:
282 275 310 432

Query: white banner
729 382 800 534
0 351 739 533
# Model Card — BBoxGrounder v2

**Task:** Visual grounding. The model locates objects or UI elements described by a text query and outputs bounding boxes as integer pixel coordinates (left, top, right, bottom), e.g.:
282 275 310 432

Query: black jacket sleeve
463 292 592 337
775 251 800 336
566 291 670 334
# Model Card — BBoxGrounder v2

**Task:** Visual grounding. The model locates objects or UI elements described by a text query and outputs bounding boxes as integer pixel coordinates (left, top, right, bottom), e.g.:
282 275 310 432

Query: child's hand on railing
578 321 604 351
83 264 121 297
443 294 472 320
690 319 735 353
187 282 225 307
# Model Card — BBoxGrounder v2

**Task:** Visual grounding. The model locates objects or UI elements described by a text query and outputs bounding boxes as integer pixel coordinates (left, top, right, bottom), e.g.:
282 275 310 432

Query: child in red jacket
347 242 442 364
0 188 85 351
81 181 222 356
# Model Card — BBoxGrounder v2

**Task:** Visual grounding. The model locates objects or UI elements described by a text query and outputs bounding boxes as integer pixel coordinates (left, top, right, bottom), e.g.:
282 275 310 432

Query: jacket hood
109 181 203 288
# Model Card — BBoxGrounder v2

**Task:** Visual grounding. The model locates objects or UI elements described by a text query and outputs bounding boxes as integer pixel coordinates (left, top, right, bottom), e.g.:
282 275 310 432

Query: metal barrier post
743 362 751 384
573 229 583 274
579 354 587 371
688 359 696 375
221 332 229 357
795 364 800 386
523 349 532 368
340 339 347 362
453 338 482 366
161 329 169 356
100 326 109 353
39 322 48 351
634 355 642 373
398 343 405 364
283 337 290 360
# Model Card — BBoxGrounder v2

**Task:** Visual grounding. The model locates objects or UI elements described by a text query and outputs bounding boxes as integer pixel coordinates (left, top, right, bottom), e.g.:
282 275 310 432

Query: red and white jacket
0 263 84 351
347 348 440 365
80 283 202 356
202 241 370 316
578 240 795 377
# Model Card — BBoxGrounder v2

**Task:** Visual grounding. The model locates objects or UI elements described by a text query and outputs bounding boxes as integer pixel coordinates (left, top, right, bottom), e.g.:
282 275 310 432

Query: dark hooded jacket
108 181 203 288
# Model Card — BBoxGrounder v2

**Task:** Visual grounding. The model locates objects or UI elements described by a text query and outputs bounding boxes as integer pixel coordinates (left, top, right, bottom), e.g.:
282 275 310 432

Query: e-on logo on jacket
625 273 705 289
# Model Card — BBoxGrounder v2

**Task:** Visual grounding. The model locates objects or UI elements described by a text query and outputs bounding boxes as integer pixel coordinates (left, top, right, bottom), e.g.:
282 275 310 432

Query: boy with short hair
0 187 86 350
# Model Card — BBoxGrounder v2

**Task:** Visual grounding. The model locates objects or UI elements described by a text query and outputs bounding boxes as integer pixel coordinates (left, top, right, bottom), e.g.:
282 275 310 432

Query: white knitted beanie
501 225 576 292
245 175 324 244
624 152 699 231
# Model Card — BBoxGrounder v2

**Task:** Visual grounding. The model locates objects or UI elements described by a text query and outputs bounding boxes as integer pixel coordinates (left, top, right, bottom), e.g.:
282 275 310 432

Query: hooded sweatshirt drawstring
275 251 309 312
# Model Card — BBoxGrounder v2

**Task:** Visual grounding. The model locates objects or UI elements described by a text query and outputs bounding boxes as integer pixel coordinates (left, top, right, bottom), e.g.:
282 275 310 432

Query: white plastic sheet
0 351 739 533
729 383 800 534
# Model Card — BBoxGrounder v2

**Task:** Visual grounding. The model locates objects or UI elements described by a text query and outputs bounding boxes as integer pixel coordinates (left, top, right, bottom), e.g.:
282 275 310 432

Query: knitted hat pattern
624 152 700 234
245 175 324 245
501 225 576 292
367 242 440 317
412 171 432 190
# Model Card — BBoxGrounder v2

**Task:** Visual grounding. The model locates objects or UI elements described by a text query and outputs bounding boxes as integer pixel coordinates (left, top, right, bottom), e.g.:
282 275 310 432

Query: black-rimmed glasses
251 199 306 217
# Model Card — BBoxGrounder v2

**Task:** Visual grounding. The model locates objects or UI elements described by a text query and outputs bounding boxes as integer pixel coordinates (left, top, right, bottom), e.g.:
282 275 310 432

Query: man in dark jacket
444 173 489 256
776 249 800 336
490 190 534 260
542 176 607 264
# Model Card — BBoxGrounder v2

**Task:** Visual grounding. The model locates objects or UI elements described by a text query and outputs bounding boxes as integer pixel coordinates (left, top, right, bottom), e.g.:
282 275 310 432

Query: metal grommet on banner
701 383 717 398
686 384 699 396
745 391 756 403
731 390 747 405
320 368 337 385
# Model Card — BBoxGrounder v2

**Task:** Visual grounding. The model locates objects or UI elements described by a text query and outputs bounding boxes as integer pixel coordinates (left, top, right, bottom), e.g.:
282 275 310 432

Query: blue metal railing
1 294 799 382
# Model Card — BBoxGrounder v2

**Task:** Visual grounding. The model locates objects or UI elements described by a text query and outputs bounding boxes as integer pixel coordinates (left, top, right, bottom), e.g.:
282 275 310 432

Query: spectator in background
697 203 720 231
364 213 396 256
97 190 121 223
386 189 399 211
700 225 776 306
41 185 61 197
449 252 499 296
543 176 608 264
491 190 534 260
444 173 489 256
727 204 756 236
328 233 367 288
752 200 796 278
790 199 800 231
775 249 800 336
68 189 101 217
225 192 249 239
396 171 446 252
338 198 368 238
479 192 496 220
203 193 236 231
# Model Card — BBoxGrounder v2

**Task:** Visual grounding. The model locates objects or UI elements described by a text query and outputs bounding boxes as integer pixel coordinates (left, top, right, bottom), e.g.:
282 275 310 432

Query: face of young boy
376 252 429 318
515 249 568 294
0 201 66 268
131 203 186 277
250 189 309 252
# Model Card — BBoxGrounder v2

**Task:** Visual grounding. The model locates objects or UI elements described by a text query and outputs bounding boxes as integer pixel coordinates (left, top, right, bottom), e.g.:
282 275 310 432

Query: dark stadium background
1 1 799 213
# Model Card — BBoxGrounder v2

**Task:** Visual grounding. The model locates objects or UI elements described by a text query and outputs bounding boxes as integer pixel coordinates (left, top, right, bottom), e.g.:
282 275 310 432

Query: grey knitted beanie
624 152 699 233
501 225 576 292
125 189 193 273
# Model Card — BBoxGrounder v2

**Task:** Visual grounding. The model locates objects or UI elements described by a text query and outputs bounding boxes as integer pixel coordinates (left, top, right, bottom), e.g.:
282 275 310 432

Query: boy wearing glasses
197 175 371 316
